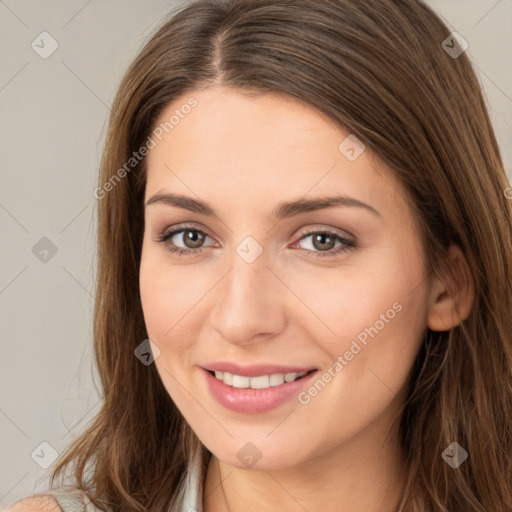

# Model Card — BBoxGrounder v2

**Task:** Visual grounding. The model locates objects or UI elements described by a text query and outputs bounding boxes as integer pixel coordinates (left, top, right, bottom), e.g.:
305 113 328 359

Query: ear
427 244 475 332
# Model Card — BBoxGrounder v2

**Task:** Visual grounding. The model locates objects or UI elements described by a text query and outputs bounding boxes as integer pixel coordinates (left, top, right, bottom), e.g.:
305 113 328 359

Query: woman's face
139 85 432 471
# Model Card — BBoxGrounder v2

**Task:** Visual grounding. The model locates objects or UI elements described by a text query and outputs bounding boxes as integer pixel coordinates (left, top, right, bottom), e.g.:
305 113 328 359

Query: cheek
290 267 428 446
140 245 198 339
139 245 213 384
297 237 429 381
139 250 184 371
139 254 168 340
139 253 194 406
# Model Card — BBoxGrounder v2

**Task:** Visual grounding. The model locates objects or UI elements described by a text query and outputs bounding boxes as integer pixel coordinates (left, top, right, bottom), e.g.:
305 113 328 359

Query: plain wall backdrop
1 0 511 507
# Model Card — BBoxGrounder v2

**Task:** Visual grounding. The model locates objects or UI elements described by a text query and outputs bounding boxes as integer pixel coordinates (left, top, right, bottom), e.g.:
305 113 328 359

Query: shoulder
4 495 62 512
4 486 99 512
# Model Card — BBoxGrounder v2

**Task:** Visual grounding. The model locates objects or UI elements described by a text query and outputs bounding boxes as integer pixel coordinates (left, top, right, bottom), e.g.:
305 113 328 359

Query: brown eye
295 230 356 258
311 233 336 251
178 229 206 249
155 227 214 256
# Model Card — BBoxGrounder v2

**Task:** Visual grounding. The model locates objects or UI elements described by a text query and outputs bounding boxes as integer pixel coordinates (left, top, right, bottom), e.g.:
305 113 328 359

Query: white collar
180 448 204 512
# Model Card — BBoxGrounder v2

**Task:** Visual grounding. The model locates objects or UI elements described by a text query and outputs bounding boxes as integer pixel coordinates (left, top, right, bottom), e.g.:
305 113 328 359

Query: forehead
144 86 407 221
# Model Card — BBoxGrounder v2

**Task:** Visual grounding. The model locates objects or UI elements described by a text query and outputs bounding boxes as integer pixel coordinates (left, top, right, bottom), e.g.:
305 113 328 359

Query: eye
154 225 215 256
293 229 356 258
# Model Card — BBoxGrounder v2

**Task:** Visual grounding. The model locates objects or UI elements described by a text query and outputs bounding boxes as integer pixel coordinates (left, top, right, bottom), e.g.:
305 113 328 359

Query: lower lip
202 368 318 414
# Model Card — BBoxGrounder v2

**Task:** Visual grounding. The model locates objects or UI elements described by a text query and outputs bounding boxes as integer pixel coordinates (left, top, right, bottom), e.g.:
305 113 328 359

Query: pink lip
202 362 316 377
202 367 318 414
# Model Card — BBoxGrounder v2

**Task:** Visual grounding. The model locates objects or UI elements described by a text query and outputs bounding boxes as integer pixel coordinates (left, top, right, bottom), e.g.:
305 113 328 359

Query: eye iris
183 230 205 249
312 233 335 251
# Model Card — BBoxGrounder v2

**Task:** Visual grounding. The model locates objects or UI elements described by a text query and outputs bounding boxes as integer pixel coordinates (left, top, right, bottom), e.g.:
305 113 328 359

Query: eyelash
154 224 357 258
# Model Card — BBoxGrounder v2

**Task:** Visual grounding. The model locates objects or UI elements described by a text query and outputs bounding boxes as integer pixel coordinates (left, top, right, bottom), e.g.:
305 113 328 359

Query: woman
8 0 512 511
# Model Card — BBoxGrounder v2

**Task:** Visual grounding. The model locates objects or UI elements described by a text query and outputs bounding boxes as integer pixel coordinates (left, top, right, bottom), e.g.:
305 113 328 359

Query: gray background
0 0 511 507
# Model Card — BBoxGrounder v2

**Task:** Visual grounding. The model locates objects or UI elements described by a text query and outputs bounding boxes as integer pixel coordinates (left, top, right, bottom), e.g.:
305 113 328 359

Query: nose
208 250 286 346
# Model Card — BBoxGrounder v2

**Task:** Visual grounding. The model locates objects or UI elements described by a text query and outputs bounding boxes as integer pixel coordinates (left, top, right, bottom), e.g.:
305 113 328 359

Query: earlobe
427 244 475 332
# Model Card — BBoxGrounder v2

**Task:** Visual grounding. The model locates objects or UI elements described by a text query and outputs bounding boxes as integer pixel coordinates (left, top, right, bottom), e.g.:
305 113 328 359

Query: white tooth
232 375 250 388
269 373 285 386
250 375 270 389
215 371 309 387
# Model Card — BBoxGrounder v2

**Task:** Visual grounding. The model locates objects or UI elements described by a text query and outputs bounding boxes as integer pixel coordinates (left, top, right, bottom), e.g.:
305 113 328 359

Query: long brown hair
50 1 512 510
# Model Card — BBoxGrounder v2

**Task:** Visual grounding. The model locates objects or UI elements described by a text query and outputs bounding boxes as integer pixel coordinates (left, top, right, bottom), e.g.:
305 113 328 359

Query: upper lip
202 362 317 377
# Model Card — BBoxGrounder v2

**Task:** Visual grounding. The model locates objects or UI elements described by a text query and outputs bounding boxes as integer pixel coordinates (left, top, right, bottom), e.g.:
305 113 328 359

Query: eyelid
154 222 214 239
294 224 355 241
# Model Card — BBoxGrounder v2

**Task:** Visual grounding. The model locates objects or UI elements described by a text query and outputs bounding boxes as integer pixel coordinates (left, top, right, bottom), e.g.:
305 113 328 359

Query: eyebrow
144 192 382 219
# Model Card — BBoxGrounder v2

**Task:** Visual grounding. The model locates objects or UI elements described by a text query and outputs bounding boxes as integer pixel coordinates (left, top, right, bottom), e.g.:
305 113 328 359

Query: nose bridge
210 244 284 344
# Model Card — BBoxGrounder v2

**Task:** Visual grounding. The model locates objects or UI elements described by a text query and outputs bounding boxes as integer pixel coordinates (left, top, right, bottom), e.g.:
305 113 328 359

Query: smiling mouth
206 369 317 389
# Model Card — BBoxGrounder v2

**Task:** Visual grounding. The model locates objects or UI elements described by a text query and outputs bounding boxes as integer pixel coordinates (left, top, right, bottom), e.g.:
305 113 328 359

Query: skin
139 85 474 512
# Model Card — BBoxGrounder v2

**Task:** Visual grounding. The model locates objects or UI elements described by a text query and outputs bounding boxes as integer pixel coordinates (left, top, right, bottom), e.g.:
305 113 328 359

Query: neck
202 415 409 512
